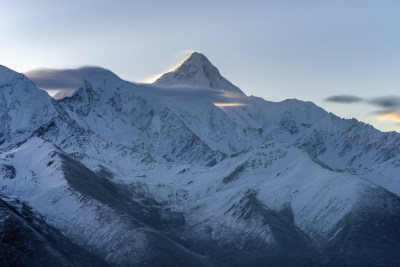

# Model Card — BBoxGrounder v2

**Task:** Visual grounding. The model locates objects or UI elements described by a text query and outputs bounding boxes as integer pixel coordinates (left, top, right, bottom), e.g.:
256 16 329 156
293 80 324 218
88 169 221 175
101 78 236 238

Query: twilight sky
1 0 400 132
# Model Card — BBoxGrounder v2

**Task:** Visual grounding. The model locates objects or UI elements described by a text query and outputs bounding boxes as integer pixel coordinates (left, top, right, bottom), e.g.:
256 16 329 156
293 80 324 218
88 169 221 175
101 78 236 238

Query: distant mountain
1 54 400 266
155 52 244 94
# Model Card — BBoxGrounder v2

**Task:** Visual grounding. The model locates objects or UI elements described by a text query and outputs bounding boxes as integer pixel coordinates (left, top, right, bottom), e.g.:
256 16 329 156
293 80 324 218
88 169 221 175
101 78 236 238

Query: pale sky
1 0 400 132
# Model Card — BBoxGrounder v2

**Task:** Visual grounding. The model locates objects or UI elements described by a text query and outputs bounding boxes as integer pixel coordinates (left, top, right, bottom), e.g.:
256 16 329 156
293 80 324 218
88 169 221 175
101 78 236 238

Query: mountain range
1 52 400 266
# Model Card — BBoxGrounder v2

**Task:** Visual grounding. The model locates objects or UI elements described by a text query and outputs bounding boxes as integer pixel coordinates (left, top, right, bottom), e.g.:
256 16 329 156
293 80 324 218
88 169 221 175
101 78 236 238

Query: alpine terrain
1 52 400 266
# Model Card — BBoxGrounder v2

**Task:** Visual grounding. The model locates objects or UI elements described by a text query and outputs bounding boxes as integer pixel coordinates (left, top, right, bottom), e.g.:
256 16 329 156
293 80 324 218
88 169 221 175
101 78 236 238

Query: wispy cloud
368 96 400 109
25 66 112 98
24 66 247 105
368 97 400 125
325 94 400 126
145 84 248 105
26 67 103 89
374 110 400 124
138 73 164 83
325 95 363 103
214 102 247 107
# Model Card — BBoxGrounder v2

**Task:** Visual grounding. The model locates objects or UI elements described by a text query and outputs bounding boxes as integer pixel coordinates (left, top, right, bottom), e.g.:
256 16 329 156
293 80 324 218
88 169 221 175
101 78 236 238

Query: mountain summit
154 52 244 94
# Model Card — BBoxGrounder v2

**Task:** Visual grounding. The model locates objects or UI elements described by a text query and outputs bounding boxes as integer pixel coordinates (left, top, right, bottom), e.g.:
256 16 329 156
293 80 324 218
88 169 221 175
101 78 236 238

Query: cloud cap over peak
24 66 118 99
25 66 112 90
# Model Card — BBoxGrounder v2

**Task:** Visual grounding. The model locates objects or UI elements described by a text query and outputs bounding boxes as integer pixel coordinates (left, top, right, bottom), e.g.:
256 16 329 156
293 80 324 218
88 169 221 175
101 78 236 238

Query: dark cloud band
325 95 363 103
368 96 400 109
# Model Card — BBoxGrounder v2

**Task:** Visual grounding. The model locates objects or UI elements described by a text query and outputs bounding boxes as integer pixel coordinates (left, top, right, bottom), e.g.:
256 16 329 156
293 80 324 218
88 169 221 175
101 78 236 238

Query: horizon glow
214 102 247 107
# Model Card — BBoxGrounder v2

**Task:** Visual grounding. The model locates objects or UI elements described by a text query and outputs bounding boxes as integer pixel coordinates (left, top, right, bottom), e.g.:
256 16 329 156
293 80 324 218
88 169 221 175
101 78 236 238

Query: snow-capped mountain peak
154 52 245 94
0 65 26 86
2 55 400 266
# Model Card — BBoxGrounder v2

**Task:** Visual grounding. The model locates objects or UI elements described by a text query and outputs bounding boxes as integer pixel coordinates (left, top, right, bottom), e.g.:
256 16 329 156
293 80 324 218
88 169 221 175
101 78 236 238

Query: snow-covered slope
221 96 400 195
1 55 400 266
0 65 57 151
0 137 216 266
0 194 104 266
56 72 226 166
168 141 400 266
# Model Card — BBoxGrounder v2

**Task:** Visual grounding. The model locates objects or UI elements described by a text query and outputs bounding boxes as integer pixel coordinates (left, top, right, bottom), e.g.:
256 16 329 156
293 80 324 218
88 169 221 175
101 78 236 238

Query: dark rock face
216 192 315 267
0 195 105 267
1 164 16 179
320 187 400 267
178 189 400 267
60 153 215 266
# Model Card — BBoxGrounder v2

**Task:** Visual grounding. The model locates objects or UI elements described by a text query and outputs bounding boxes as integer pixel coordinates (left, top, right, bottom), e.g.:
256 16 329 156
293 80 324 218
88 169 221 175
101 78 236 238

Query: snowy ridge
0 65 57 151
